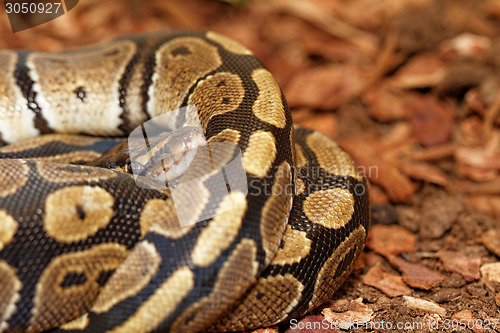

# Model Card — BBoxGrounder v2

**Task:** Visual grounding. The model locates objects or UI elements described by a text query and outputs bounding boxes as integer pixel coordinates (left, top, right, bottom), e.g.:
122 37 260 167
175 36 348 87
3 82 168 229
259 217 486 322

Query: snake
0 30 370 333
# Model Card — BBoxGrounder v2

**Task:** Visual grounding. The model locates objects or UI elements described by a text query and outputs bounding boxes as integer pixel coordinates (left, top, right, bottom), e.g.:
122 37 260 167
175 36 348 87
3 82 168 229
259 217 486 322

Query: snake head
128 126 206 187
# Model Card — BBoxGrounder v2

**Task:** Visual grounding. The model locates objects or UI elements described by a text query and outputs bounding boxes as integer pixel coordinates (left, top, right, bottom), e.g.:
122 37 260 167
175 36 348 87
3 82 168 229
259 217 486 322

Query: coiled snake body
0 31 370 333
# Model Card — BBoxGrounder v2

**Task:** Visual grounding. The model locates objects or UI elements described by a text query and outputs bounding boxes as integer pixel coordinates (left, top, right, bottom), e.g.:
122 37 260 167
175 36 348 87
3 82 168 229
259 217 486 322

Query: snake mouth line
130 126 206 185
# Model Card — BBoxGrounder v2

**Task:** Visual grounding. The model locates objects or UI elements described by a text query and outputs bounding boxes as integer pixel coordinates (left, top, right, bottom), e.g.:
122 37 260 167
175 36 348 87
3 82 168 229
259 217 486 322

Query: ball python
0 30 370 333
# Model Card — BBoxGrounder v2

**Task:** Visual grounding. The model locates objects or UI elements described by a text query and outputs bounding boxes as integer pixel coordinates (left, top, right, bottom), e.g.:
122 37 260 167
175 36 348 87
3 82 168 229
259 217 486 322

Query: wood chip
285 315 338 333
368 184 389 204
268 0 378 55
409 142 457 161
459 116 486 146
396 157 449 186
339 139 417 203
402 296 446 316
322 298 373 329
467 195 500 217
481 229 500 257
450 178 500 195
437 250 481 282
439 33 491 60
480 262 500 290
363 251 386 268
407 95 455 147
363 85 411 122
417 191 464 239
366 225 416 256
285 64 365 110
390 53 447 89
362 266 412 297
297 112 338 138
451 310 484 333
437 62 487 96
455 145 500 181
389 256 446 290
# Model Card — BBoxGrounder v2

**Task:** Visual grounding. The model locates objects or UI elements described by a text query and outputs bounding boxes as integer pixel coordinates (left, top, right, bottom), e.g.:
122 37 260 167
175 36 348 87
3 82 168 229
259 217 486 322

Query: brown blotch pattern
242 131 277 178
138 199 183 239
0 210 18 251
172 238 258 333
150 37 222 119
28 41 137 136
0 159 29 198
192 191 247 267
303 188 355 229
271 225 311 266
108 266 194 333
37 161 117 183
29 243 128 332
260 162 293 265
0 50 38 144
309 225 366 310
118 54 148 129
0 261 22 330
206 31 253 55
251 68 286 128
92 241 161 314
188 72 244 130
59 314 89 330
210 273 305 331
207 128 241 145
143 186 204 237
44 186 114 243
306 131 362 181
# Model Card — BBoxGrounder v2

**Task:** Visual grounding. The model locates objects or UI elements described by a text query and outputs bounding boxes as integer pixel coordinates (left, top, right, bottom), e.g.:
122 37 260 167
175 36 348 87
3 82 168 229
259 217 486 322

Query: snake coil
0 31 369 333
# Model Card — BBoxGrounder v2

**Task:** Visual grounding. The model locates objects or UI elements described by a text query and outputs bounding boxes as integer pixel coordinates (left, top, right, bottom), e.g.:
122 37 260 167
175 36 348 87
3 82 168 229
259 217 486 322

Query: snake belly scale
0 31 370 333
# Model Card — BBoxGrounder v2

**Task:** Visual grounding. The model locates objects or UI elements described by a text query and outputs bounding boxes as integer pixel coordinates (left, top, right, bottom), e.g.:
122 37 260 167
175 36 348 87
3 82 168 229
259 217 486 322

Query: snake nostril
73 86 87 102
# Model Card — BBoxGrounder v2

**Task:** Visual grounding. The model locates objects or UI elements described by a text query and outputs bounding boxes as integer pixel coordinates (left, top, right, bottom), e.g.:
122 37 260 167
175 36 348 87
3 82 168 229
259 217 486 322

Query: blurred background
1 0 500 331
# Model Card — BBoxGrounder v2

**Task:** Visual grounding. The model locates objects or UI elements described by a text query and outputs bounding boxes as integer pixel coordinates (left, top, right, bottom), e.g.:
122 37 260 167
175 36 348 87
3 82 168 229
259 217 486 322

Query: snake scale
0 31 370 333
